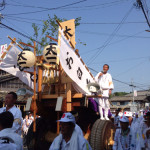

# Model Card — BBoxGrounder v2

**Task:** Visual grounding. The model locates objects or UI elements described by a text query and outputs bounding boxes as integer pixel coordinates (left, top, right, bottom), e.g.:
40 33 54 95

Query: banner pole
33 41 37 132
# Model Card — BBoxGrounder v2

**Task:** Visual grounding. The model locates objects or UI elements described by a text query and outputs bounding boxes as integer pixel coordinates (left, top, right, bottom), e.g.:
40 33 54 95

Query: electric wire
80 30 144 56
88 67 149 90
0 22 42 45
4 0 88 16
87 6 133 65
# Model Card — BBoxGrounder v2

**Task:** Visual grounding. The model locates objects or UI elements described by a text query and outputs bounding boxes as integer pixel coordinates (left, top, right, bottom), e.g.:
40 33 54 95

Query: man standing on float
95 64 114 120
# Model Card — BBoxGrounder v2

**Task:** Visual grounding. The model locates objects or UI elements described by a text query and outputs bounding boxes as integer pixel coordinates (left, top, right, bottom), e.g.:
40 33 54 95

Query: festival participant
144 111 150 149
49 112 92 150
114 108 121 128
0 92 22 135
113 116 135 150
0 111 23 150
95 64 114 120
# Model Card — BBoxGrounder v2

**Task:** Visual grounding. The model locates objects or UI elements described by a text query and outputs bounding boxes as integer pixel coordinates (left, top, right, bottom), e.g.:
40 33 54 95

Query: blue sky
0 0 150 93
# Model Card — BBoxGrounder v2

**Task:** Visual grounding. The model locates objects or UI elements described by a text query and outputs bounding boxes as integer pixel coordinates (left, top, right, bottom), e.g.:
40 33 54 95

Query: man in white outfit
0 111 23 150
95 64 114 120
0 92 22 135
49 112 92 150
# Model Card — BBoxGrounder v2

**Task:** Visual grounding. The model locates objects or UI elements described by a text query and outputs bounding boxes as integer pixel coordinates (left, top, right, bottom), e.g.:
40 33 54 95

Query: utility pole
0 13 4 23
136 0 150 28
129 80 136 113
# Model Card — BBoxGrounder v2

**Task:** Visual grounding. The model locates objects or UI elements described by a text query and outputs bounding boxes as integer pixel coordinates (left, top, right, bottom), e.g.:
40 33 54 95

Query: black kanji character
64 26 73 37
77 67 83 80
66 52 73 69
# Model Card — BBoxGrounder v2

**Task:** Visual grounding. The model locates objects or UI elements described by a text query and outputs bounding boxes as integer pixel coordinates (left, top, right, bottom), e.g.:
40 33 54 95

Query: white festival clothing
0 106 22 135
95 72 114 97
75 124 83 136
113 128 135 150
49 129 92 150
0 128 23 150
144 127 150 150
114 115 120 128
0 143 17 150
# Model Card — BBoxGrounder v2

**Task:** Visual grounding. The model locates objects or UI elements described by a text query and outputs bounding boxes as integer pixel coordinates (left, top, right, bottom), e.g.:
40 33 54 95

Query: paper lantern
43 43 58 64
17 49 36 68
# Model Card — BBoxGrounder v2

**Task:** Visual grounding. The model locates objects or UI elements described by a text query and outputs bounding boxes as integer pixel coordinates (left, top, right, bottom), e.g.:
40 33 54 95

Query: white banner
0 44 38 91
0 44 7 58
59 30 94 94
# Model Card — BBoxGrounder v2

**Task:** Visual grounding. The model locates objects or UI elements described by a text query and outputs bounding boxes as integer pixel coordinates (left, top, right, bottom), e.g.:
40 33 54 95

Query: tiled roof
110 90 150 102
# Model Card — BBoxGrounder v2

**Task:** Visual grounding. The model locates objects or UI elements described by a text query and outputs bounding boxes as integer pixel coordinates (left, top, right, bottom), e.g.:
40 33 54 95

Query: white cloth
114 115 120 127
0 106 22 135
113 128 134 150
0 128 23 150
144 127 150 150
95 72 114 97
49 129 92 150
75 124 83 136
0 142 17 150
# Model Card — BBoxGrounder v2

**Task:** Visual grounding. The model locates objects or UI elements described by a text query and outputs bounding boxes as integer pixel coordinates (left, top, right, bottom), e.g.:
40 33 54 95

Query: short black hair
0 111 14 129
8 92 17 100
103 64 109 69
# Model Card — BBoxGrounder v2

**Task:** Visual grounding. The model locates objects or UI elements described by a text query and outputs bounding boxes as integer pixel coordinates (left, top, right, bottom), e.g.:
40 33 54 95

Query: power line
80 30 144 56
77 30 150 39
80 21 146 24
88 67 148 90
0 22 42 45
5 0 128 11
4 0 88 16
86 6 133 65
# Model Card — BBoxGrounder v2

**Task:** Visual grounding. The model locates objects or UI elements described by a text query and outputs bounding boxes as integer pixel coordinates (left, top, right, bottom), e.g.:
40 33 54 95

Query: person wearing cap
113 116 135 150
49 112 92 150
95 64 114 120
0 92 22 135
0 111 23 150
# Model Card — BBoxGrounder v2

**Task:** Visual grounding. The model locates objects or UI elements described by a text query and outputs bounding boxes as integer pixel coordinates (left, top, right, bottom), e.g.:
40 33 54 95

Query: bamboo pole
33 41 37 132
46 35 58 42
0 37 17 62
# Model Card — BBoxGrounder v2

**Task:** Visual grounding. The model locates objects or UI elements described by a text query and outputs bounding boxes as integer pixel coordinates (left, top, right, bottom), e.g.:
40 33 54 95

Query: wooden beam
66 83 72 112
33 41 37 133
19 41 34 49
46 35 58 42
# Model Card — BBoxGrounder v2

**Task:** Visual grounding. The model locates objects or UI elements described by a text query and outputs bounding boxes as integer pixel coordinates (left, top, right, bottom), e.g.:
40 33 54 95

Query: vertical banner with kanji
60 19 76 48
59 29 94 94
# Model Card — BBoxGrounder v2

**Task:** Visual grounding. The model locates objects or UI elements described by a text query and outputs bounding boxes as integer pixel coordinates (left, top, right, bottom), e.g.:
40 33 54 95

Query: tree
20 15 82 55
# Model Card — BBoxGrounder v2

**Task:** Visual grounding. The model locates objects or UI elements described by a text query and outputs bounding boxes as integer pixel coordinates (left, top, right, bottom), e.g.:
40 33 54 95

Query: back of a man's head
0 112 14 130
8 92 17 100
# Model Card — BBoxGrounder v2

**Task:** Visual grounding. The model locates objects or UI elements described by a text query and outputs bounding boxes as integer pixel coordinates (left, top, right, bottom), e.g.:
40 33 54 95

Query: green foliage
113 92 129 97
19 15 82 55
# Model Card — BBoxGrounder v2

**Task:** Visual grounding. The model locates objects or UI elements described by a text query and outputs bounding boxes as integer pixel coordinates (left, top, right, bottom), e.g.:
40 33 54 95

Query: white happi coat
144 127 150 150
0 128 23 150
113 128 134 150
114 115 120 128
95 72 114 97
0 106 22 135
49 129 92 150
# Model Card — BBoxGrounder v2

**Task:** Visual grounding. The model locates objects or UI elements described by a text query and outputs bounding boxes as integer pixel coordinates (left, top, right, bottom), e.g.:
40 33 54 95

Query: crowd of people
113 108 150 150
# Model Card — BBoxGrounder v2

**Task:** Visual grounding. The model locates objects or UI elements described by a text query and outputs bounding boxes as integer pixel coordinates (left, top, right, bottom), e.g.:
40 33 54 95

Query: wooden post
38 56 43 101
66 83 72 112
33 41 37 132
